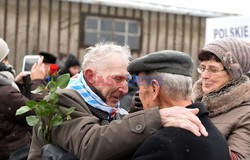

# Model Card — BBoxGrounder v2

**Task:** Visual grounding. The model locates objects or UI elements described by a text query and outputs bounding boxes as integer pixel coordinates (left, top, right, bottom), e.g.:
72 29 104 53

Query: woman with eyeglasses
192 38 250 160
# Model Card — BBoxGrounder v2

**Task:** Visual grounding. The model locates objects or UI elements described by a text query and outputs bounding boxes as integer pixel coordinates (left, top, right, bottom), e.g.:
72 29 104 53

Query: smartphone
22 55 41 74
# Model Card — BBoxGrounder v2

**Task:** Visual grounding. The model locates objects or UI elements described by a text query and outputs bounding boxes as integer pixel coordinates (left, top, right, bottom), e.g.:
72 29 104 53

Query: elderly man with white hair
28 42 208 160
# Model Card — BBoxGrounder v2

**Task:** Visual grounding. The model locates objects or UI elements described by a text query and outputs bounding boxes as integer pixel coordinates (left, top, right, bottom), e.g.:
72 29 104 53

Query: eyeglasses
197 66 225 74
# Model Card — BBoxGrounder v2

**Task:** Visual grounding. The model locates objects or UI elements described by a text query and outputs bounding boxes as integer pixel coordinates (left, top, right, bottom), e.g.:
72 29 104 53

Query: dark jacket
28 88 161 160
131 103 230 160
0 71 46 160
17 76 47 99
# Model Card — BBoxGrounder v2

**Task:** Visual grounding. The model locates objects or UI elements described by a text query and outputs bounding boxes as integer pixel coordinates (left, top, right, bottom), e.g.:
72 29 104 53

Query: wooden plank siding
0 0 207 80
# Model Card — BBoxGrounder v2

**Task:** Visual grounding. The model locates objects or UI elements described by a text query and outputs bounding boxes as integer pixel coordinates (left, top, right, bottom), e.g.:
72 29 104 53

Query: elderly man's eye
114 76 124 82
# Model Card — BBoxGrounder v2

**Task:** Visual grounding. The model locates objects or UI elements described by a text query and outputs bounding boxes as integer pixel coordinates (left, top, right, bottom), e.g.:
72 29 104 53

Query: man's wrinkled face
93 54 129 108
137 73 155 110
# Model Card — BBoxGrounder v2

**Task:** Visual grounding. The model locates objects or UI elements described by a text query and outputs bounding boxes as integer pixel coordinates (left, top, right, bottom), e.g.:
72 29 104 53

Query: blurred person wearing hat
56 52 70 71
192 37 250 159
60 54 81 77
39 51 58 83
28 42 208 160
128 50 229 160
0 38 46 160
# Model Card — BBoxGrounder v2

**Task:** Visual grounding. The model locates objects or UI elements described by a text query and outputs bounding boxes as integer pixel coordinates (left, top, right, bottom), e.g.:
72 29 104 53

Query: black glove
129 91 143 113
42 143 78 160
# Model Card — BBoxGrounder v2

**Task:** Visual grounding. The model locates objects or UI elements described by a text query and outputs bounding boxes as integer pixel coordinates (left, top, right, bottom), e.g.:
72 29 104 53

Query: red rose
49 64 58 76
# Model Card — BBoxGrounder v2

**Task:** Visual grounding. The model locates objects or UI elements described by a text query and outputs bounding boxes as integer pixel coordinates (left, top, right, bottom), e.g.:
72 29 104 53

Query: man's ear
150 79 160 101
84 68 95 84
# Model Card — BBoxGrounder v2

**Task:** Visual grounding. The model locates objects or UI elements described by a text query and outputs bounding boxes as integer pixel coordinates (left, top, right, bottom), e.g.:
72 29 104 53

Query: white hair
82 42 131 71
145 72 192 100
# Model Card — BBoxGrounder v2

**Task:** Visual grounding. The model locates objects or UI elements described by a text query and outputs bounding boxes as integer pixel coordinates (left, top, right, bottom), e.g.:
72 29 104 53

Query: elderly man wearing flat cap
128 50 230 160
29 43 209 160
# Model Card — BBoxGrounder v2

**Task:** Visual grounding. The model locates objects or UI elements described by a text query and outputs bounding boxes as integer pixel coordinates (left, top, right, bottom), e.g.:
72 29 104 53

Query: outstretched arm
160 107 208 137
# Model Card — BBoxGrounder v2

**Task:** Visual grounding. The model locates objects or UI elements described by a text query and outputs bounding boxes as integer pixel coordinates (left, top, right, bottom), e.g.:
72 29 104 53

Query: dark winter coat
131 103 230 160
0 71 46 160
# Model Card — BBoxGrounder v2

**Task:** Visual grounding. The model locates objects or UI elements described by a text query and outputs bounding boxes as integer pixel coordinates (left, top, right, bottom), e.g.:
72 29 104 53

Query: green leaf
35 100 47 116
35 102 44 116
16 106 31 115
49 92 59 104
25 100 37 109
39 100 48 106
51 114 63 127
47 81 57 92
31 86 45 94
66 107 75 115
44 104 54 115
26 116 39 126
35 100 54 116
57 74 70 89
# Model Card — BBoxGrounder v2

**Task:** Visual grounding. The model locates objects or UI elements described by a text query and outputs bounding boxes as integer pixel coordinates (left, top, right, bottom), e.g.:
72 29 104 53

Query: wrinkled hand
159 107 208 137
129 91 143 113
30 56 46 80
15 72 29 84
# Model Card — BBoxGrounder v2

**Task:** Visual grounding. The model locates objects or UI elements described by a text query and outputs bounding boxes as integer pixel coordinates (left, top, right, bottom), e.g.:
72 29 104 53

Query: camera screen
24 58 39 71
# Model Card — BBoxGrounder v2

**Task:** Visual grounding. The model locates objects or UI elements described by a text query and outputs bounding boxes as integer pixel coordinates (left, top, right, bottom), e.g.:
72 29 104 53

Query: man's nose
118 82 128 94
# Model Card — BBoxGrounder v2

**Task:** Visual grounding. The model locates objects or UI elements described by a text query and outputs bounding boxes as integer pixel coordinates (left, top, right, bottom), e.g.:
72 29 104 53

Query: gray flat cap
128 50 194 77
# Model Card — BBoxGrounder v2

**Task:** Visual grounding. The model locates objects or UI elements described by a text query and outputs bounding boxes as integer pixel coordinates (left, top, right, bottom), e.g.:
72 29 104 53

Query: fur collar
192 76 250 117
0 73 11 86
0 71 20 91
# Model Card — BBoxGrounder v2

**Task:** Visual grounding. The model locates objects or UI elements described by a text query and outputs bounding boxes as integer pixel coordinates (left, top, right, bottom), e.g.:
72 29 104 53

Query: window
83 16 141 50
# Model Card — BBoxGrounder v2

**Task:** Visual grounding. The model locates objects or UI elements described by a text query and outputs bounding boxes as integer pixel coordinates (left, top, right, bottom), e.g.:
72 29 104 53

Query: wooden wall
0 0 206 80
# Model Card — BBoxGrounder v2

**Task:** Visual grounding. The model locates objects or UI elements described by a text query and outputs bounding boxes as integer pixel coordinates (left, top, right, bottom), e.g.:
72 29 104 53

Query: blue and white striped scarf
67 72 128 120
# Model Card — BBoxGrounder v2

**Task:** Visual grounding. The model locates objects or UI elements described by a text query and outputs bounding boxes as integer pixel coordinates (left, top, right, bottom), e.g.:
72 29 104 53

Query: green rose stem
16 73 75 143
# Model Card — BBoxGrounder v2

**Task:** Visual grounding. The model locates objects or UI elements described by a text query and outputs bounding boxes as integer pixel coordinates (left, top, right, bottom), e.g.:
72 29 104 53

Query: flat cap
128 50 194 77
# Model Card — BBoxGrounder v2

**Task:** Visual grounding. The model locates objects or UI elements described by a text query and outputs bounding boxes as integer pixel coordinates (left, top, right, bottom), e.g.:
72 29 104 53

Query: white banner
205 16 250 44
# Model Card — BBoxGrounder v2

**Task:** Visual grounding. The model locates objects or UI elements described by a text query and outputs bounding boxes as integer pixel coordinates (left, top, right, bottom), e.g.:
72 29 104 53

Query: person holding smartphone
15 55 48 99
0 38 47 160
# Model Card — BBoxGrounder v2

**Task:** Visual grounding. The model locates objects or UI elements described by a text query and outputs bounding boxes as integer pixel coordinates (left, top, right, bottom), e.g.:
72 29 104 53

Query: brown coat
193 76 250 159
28 88 161 160
0 72 46 160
